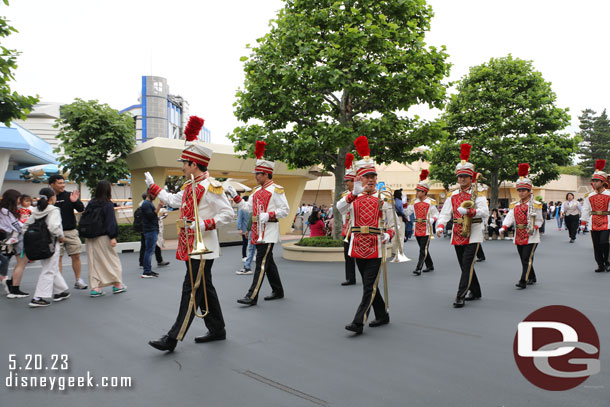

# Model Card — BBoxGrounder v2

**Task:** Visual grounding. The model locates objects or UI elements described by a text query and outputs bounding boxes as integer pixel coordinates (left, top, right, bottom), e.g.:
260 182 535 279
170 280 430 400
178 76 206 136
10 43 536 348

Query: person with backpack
0 189 29 298
24 188 70 308
48 175 88 290
140 189 160 278
82 180 126 297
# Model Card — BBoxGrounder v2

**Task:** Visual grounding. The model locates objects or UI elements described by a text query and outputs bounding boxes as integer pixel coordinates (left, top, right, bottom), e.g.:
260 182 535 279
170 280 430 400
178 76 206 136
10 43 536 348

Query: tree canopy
54 99 135 189
0 0 38 126
578 108 610 175
229 0 451 237
428 55 576 208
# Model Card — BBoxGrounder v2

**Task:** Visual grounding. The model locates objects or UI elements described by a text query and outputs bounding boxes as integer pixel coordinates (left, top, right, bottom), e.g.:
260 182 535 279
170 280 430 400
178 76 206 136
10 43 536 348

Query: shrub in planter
296 236 343 247
117 224 141 243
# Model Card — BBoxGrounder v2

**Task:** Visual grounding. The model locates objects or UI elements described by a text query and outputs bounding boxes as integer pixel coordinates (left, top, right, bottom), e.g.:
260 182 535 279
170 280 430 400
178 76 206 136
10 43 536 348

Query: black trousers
343 239 356 283
477 244 486 260
454 243 482 299
241 234 249 258
352 258 387 325
516 243 538 283
247 243 283 303
565 215 579 240
168 259 225 341
591 230 610 268
415 235 434 271
139 234 163 265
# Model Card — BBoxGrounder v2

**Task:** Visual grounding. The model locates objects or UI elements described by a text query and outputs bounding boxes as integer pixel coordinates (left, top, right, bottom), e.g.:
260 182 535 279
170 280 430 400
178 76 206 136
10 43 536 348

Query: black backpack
78 204 106 238
24 216 54 260
133 207 143 232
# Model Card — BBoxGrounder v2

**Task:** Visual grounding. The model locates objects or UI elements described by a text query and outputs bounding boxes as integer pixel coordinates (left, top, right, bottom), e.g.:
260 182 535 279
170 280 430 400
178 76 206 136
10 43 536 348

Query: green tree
54 99 135 189
230 0 451 238
428 55 576 209
0 0 38 125
578 108 610 175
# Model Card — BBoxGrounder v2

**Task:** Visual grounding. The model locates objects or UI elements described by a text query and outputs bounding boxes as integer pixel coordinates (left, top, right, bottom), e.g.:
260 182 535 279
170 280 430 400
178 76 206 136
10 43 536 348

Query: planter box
282 242 392 262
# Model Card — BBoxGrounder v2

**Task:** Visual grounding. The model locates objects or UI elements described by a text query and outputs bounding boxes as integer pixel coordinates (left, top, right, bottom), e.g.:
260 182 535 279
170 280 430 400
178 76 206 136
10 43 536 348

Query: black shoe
148 335 177 352
195 329 226 343
237 296 256 306
422 267 434 273
453 298 465 308
53 291 71 302
157 261 170 267
412 270 421 276
264 292 284 301
605 263 610 272
345 323 363 334
464 292 481 301
526 279 536 285
515 281 527 289
476 257 486 262
594 267 605 273
369 315 390 327
341 280 356 286
569 239 574 243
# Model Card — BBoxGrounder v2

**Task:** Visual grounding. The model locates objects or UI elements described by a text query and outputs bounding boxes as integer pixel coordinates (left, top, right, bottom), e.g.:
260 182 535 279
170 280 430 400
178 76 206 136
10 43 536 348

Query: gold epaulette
533 201 543 209
341 191 349 198
509 200 519 209
429 198 437 205
410 199 416 205
206 178 223 195
180 182 190 191
274 185 285 194
585 192 592 198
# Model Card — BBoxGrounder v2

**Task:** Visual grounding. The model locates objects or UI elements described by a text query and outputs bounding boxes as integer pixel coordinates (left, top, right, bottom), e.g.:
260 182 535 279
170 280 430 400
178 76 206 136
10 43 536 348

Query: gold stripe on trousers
250 244 273 300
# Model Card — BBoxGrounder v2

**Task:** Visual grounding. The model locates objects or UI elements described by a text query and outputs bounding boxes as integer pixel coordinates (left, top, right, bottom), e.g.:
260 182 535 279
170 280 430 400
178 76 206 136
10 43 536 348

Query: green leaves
53 99 136 189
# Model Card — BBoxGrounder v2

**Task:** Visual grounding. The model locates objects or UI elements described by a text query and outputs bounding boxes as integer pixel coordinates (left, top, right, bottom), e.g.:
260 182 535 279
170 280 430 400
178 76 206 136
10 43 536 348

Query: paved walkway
1 226 608 406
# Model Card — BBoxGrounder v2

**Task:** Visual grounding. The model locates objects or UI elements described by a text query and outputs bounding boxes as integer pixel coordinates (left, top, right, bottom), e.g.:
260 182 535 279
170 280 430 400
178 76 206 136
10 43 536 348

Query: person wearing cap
237 141 290 306
340 153 357 286
499 164 544 288
405 169 439 276
579 159 610 273
146 117 241 352
337 136 395 334
436 143 489 308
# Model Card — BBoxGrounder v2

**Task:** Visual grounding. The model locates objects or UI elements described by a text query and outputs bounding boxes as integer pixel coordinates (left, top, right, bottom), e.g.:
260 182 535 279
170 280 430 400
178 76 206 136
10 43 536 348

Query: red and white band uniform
405 197 439 273
341 190 357 284
580 189 610 270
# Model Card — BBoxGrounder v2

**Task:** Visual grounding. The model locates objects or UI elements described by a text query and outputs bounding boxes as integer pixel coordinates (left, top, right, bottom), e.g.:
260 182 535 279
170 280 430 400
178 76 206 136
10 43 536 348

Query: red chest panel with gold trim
251 187 273 244
589 194 610 231
451 191 471 245
351 194 382 259
514 203 530 245
414 201 430 237
177 183 205 261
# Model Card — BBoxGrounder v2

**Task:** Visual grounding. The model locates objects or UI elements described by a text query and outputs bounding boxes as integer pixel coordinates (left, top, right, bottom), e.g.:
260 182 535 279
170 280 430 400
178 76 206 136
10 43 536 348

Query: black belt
453 218 482 225
591 211 610 215
351 226 383 235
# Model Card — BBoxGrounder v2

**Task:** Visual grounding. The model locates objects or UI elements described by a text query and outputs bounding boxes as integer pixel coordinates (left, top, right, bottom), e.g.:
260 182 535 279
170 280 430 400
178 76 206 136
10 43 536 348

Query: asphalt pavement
1 225 608 407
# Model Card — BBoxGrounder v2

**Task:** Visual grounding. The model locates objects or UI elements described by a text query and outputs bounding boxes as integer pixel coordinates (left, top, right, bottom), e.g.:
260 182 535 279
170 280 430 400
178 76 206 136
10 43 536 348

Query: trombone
378 186 410 263
185 174 212 319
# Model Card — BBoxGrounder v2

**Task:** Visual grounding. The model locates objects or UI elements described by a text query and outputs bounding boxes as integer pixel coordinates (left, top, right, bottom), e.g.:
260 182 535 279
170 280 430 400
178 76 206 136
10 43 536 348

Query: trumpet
184 174 211 319
378 186 410 263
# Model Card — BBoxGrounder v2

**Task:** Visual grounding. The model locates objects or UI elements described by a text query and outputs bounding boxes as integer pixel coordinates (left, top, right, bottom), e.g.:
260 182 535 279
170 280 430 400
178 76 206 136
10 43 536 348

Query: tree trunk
332 147 348 240
489 169 499 210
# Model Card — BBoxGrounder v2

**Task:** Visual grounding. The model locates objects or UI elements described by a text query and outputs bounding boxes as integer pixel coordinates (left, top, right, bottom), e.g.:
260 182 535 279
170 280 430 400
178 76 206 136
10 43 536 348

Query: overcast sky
3 0 609 144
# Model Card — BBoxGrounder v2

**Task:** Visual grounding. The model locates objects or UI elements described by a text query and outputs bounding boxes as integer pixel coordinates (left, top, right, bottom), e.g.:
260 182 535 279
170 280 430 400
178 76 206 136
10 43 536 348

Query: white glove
499 228 505 237
436 227 443 237
457 207 468 216
579 224 586 232
259 212 270 224
225 185 237 199
352 181 364 196
189 221 206 231
382 233 391 244
144 172 154 187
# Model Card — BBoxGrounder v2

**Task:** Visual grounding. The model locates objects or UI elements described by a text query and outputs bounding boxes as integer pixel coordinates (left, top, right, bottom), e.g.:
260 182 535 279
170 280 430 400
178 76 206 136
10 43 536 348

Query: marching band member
340 153 357 286
406 169 439 276
337 136 395 334
237 141 290 306
147 117 236 352
579 159 610 273
499 164 543 288
436 144 489 308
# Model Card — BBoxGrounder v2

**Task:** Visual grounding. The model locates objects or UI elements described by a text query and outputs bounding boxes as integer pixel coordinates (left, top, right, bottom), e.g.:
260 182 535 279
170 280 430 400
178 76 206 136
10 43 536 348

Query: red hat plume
460 143 471 161
595 159 606 171
419 169 429 181
354 136 370 158
255 140 267 159
345 153 354 169
184 116 204 142
518 163 530 177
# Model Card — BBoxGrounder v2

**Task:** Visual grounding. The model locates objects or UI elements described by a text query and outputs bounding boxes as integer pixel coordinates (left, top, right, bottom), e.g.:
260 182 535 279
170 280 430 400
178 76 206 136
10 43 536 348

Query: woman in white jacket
24 188 70 308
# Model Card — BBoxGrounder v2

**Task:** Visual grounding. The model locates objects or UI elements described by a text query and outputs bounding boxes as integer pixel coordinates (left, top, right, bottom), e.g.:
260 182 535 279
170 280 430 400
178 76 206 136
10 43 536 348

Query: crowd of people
0 174 175 307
